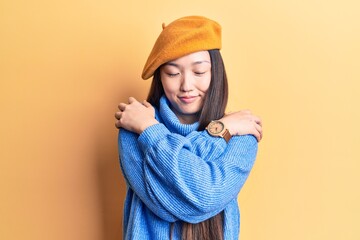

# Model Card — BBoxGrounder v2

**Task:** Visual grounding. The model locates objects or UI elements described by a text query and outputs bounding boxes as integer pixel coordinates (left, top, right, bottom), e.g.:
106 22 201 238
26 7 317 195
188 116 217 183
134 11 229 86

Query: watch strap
222 129 231 143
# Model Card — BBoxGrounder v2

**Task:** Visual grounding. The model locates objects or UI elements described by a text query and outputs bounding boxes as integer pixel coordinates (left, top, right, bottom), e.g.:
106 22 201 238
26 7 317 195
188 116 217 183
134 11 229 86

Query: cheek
197 77 211 93
161 79 178 96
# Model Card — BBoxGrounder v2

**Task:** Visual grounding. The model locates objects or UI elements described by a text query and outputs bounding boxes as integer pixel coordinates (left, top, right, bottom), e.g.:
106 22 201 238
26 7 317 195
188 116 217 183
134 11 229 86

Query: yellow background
1 0 359 239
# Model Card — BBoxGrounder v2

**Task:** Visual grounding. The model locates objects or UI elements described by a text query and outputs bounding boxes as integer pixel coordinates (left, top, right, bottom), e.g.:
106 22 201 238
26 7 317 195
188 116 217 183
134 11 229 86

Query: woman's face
160 51 212 124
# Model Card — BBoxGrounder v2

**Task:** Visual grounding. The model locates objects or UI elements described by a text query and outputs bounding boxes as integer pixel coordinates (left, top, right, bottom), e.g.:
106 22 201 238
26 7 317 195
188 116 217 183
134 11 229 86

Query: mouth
178 95 199 104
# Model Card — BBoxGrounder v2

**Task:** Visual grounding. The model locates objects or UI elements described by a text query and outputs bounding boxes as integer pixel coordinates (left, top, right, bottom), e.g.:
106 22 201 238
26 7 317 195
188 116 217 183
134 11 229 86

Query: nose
180 72 194 92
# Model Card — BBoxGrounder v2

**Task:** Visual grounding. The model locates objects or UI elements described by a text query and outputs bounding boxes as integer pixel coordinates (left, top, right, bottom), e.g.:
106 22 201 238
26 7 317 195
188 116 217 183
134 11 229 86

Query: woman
115 16 262 240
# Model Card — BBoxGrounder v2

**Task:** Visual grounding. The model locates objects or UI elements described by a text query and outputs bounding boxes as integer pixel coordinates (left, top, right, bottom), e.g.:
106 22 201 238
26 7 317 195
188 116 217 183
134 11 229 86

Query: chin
180 107 201 115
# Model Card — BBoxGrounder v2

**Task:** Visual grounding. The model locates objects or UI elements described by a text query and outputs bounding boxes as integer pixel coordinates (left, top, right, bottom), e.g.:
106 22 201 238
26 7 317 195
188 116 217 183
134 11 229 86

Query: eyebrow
164 60 211 67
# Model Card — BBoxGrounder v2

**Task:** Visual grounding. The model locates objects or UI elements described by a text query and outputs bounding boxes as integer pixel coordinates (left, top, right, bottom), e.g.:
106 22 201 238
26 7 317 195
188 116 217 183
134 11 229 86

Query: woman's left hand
115 97 159 134
220 110 263 142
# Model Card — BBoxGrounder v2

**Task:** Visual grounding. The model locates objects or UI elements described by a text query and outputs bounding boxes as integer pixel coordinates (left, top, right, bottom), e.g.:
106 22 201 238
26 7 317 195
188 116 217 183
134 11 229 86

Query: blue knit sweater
118 96 258 240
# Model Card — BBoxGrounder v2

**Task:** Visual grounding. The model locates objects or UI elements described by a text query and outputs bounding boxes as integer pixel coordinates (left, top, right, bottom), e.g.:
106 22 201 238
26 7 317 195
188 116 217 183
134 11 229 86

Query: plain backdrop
1 0 359 239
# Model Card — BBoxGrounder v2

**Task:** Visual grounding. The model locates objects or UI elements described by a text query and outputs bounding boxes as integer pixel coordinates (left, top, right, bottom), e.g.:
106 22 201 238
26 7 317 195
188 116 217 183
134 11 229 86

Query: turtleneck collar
158 96 199 136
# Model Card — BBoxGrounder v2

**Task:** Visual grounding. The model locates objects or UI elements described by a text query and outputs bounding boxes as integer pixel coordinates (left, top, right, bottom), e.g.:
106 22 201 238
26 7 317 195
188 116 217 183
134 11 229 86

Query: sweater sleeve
118 123 258 223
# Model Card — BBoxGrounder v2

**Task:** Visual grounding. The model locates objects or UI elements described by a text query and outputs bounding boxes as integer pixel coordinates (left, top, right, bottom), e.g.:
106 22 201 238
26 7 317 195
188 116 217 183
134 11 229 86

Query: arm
141 124 257 223
116 97 261 222
118 128 178 222
115 97 263 141
119 124 258 223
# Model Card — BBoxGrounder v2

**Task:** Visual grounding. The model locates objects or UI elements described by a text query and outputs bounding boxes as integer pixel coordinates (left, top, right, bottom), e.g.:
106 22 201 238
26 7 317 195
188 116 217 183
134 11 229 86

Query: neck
171 107 199 124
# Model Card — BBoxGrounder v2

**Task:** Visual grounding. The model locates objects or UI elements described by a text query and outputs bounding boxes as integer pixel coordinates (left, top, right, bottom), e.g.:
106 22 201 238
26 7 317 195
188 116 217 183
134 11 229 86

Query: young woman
115 16 262 240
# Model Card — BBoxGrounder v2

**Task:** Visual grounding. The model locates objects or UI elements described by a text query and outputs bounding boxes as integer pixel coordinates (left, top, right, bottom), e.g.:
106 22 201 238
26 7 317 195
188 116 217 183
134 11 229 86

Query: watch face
208 121 225 134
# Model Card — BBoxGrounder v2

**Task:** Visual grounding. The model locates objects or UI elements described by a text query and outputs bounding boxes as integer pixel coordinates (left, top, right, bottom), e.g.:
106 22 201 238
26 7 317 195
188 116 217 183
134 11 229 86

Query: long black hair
147 49 229 240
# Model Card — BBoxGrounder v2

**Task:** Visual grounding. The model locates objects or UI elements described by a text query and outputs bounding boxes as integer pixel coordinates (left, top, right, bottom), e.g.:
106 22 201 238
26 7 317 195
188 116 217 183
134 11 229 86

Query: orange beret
141 16 222 80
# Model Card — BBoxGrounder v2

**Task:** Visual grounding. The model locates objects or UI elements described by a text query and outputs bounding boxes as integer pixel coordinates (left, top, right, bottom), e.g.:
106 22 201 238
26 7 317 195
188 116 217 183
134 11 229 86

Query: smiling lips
178 95 199 104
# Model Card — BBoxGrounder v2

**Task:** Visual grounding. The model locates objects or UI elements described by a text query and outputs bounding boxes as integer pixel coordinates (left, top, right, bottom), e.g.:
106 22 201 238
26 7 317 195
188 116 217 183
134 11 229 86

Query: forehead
165 51 211 66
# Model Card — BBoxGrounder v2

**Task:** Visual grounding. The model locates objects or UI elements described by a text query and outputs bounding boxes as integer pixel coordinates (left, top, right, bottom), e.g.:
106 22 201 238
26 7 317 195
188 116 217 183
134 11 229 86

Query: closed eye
166 73 179 77
194 72 206 76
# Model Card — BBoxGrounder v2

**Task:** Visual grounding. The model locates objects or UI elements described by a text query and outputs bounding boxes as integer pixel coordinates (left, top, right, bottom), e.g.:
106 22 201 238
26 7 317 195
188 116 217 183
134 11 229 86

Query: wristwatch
206 120 232 143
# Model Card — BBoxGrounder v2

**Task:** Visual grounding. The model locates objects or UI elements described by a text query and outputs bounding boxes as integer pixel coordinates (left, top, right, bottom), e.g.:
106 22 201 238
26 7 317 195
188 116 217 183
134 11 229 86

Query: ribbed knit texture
118 96 258 240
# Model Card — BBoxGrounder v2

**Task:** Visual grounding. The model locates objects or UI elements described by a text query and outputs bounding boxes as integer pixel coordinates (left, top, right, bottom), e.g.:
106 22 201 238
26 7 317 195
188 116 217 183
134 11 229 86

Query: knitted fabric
118 96 258 240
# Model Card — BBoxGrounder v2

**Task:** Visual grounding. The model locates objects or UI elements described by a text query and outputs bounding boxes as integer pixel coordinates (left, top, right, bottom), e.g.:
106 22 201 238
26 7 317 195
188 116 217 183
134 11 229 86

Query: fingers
117 98 150 115
115 111 121 120
118 97 141 112
236 110 263 142
254 115 263 141
253 116 262 126
128 97 138 104
115 98 152 130
114 111 122 129
253 130 261 142
118 103 127 111
241 110 262 128
142 100 152 108
242 111 261 125
115 120 121 129
249 125 262 142
255 122 263 142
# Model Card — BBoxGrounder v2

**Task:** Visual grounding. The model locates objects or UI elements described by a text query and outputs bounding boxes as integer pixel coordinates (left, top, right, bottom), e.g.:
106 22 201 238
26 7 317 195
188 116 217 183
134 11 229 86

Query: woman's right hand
219 110 263 142
115 97 159 134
